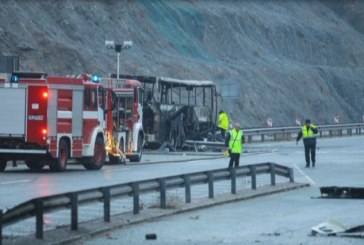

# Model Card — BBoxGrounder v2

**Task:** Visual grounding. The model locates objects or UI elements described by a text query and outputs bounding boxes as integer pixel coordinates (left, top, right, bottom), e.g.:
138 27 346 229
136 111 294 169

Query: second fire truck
0 72 144 172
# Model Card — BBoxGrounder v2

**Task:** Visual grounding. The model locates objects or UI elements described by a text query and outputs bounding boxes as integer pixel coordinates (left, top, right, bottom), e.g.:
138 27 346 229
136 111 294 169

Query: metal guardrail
185 123 364 149
244 123 364 142
0 162 293 243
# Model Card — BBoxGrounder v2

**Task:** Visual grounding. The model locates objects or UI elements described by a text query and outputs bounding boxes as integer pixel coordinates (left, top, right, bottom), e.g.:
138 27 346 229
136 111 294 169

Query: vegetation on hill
1 0 363 127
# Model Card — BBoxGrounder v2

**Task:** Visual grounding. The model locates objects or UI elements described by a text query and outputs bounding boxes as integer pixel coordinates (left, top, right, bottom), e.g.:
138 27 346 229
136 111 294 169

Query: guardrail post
261 134 265 142
102 188 111 222
1 209 3 245
70 193 78 231
183 175 191 203
273 133 277 141
270 163 276 186
231 168 236 194
248 135 252 143
159 179 167 209
289 168 294 183
329 130 332 137
35 199 44 239
193 142 198 152
250 165 256 190
208 172 214 199
132 183 140 214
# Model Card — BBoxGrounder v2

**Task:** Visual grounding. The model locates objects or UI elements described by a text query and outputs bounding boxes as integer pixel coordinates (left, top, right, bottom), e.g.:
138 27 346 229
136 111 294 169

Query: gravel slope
0 0 363 127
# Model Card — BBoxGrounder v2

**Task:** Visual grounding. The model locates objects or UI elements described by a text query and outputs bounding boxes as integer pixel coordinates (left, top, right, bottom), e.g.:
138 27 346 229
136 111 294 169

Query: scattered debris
145 233 157 240
311 219 364 238
261 232 281 236
311 219 346 236
320 186 364 199
189 215 200 220
105 231 115 240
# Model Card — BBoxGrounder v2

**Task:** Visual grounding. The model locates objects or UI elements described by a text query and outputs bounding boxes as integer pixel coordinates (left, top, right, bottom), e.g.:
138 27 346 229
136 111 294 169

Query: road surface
2 136 364 244
81 136 364 244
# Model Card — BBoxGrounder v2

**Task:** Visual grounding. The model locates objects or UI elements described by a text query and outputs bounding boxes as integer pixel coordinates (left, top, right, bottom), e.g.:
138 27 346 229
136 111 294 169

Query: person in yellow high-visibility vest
296 119 319 168
217 110 229 138
225 122 244 168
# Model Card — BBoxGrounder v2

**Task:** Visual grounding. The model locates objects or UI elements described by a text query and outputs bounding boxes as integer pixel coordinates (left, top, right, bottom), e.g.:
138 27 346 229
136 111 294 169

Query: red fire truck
103 77 144 164
0 72 144 172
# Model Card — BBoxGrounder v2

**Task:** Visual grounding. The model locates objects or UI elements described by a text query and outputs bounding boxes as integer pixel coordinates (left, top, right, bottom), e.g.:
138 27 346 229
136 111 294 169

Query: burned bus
115 75 218 149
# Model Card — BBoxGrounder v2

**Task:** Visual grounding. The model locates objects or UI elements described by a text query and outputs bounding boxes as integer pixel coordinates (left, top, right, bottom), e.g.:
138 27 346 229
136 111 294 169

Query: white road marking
293 164 316 186
186 160 203 163
104 167 130 172
0 179 31 185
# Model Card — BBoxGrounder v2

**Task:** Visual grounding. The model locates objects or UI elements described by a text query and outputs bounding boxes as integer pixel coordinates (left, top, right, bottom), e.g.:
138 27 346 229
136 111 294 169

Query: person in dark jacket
296 119 319 168
225 122 244 168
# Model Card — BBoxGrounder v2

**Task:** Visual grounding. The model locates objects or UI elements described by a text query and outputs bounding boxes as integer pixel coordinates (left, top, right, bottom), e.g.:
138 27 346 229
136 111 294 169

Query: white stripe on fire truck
58 110 72 119
57 111 99 119
83 111 99 119
0 149 47 154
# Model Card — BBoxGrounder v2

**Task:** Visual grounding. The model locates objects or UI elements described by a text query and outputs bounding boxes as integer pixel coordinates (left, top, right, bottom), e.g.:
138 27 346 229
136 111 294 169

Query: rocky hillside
1 0 364 127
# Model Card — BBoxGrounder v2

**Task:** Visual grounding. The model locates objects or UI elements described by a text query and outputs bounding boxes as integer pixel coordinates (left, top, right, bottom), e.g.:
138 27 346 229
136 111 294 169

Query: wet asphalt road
80 136 364 245
2 136 364 244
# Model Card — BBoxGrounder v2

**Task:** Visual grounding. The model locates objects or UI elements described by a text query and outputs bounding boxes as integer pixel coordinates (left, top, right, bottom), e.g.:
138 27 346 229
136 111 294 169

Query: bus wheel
83 136 105 170
49 139 68 172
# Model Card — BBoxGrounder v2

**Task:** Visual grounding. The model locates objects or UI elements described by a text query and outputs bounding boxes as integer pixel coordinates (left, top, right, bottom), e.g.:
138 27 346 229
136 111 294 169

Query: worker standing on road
217 110 229 139
296 119 318 168
225 122 244 168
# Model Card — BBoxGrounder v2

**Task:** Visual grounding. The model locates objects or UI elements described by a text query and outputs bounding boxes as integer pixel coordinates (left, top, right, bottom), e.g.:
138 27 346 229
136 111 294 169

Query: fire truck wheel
83 136 105 170
25 160 45 170
0 159 6 172
49 139 68 172
129 134 143 162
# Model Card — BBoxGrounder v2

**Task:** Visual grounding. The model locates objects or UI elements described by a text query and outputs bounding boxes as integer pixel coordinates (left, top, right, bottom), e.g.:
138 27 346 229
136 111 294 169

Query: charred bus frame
115 74 218 149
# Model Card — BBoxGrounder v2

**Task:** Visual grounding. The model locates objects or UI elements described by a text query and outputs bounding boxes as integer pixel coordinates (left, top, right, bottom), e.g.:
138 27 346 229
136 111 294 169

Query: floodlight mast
105 40 133 83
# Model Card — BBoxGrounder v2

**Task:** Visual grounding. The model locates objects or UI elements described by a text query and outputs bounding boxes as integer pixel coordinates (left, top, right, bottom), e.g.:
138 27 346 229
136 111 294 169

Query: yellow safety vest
218 112 229 131
229 129 243 153
302 124 318 138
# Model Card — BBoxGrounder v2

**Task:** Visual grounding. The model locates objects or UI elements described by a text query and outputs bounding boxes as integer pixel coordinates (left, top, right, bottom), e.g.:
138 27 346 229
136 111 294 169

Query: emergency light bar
91 74 100 83
10 75 19 83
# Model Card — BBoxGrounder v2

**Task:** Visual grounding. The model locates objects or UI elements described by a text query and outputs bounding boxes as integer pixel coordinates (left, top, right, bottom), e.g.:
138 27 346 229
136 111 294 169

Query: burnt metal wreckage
319 186 364 199
113 74 221 151
311 219 364 238
312 186 364 238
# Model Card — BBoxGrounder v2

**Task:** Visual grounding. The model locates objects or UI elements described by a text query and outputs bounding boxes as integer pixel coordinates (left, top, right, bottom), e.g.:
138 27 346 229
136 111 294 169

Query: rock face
0 0 363 127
